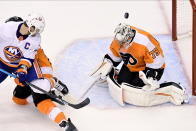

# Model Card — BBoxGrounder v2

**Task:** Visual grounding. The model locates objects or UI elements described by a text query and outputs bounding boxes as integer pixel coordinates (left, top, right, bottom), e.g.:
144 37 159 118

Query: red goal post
172 0 196 95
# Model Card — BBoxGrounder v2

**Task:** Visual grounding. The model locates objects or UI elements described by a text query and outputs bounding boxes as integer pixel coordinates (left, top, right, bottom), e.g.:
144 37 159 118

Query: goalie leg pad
122 83 171 106
157 82 188 105
121 82 188 106
107 75 124 106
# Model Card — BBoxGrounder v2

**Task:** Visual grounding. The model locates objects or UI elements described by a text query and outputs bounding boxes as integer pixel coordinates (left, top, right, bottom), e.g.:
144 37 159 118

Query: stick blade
68 97 90 109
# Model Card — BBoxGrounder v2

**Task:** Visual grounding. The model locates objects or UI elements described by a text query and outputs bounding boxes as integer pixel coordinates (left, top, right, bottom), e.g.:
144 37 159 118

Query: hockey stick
80 59 111 99
80 78 99 99
25 81 90 109
0 68 90 109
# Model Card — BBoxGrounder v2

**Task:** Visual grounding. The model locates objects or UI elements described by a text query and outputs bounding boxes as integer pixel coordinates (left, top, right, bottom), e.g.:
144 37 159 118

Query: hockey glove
145 67 160 80
14 65 28 86
53 77 69 95
139 71 160 91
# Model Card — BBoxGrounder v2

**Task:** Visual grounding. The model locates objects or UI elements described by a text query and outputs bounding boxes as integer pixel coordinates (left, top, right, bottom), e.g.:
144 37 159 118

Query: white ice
0 1 195 131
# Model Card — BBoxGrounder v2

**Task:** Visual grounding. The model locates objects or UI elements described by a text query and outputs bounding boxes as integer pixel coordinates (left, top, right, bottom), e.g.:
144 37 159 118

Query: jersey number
149 48 160 59
120 52 137 65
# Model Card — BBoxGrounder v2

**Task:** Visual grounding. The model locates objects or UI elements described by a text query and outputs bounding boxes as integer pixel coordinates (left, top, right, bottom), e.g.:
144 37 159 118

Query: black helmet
5 16 23 23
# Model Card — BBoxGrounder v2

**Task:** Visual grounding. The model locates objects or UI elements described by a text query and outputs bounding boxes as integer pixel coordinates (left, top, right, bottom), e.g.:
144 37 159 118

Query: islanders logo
4 46 23 62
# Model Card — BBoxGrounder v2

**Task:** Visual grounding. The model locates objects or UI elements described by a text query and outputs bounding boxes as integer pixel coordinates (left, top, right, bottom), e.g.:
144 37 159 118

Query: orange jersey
109 26 165 72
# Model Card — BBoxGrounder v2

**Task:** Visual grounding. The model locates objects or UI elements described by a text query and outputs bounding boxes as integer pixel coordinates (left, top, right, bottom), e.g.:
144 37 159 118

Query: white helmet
114 23 135 44
25 13 45 36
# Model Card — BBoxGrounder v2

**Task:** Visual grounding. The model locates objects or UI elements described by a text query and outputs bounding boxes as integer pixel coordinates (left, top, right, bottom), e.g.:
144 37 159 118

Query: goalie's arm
108 40 123 67
91 40 122 80
143 46 165 80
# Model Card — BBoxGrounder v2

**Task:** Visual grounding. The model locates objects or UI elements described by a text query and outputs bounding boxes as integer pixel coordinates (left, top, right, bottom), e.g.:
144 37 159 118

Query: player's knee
32 92 51 106
12 85 31 105
12 96 28 105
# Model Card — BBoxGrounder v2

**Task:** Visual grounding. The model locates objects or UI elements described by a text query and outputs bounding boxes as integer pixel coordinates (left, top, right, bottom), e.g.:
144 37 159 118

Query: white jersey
0 22 41 68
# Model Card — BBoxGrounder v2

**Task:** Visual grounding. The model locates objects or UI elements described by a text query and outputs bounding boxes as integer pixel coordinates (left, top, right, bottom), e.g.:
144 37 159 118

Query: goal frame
172 0 196 95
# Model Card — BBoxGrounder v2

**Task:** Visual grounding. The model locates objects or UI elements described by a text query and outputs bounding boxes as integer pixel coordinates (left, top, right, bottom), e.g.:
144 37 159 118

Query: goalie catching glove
90 54 114 80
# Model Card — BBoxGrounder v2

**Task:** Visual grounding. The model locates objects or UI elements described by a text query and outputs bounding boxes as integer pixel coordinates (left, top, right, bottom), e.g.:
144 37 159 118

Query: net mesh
176 0 192 37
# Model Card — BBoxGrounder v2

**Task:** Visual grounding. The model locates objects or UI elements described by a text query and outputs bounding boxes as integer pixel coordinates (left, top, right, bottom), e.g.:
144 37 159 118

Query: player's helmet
25 13 45 36
114 23 135 44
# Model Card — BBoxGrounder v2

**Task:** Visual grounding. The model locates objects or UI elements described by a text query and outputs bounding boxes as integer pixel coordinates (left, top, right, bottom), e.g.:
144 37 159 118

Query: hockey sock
37 99 67 124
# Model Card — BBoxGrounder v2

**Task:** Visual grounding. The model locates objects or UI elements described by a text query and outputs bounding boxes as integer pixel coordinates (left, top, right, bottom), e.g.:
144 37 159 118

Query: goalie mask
114 23 135 45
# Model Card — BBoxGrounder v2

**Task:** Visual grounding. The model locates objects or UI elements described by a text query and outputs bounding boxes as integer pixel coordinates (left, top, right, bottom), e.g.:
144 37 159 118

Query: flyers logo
4 46 23 62
120 52 137 65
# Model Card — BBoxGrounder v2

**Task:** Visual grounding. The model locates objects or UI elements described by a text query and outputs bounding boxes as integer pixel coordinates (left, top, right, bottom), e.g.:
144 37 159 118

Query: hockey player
92 23 188 106
12 48 77 131
0 15 77 131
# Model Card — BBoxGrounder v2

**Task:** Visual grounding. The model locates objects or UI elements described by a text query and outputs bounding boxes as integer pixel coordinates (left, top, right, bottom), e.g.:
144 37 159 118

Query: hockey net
172 0 196 95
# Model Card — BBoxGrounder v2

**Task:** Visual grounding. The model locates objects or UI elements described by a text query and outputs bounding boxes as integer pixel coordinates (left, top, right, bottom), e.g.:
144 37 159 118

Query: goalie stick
80 78 99 99
0 68 90 109
79 59 107 99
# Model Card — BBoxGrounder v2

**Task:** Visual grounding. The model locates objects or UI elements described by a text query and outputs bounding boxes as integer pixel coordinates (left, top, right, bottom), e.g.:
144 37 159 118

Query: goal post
172 0 177 41
191 0 196 95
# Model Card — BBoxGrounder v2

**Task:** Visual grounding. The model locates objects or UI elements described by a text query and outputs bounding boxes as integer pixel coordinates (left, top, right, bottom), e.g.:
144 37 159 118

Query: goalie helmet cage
172 0 196 95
